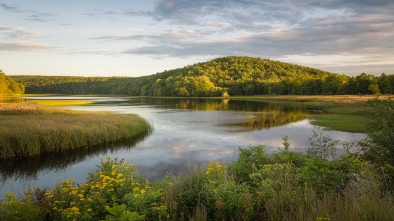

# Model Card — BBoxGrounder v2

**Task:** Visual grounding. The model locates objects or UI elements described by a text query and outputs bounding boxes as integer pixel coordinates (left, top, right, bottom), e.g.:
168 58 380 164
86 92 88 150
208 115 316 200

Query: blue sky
1 0 393 77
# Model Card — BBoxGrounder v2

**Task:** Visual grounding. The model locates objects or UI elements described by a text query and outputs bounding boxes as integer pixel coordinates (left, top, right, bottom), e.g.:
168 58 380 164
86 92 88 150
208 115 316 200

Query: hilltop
11 56 393 96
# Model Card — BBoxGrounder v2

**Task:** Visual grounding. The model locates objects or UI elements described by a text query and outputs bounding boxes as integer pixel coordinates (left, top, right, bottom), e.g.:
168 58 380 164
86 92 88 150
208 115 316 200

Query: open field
0 103 151 158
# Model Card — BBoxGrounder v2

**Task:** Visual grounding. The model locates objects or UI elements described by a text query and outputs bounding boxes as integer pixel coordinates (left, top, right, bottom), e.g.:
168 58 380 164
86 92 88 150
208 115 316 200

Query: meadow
0 102 151 158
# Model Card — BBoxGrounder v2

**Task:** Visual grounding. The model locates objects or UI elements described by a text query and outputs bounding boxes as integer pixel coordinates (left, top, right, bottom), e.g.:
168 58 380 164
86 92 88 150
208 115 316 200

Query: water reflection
0 97 366 196
107 98 309 131
0 131 150 186
0 96 26 103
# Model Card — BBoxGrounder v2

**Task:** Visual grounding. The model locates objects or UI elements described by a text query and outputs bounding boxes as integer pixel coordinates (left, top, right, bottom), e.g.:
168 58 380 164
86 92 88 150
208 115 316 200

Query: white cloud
0 26 43 39
0 42 54 51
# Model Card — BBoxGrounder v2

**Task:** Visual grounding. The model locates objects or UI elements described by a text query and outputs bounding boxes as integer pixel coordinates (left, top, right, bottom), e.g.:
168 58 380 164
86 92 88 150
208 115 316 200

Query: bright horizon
1 0 393 77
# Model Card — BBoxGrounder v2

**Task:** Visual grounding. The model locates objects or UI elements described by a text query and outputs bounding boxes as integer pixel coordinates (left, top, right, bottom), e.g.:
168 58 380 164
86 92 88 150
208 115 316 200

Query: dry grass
30 99 92 106
0 102 67 114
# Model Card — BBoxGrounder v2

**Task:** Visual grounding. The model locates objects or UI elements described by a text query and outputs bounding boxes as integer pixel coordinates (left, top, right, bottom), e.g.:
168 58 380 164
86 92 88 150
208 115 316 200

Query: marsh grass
0 103 151 158
230 95 380 133
30 99 93 106
309 102 374 132
310 114 370 133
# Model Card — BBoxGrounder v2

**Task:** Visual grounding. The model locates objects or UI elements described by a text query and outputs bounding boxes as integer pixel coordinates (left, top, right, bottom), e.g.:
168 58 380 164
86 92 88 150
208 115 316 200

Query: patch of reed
0 103 151 158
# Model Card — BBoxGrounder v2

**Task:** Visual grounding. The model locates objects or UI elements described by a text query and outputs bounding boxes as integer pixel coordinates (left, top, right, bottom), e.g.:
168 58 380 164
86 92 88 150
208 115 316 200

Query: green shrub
45 157 166 221
230 145 273 183
0 191 44 221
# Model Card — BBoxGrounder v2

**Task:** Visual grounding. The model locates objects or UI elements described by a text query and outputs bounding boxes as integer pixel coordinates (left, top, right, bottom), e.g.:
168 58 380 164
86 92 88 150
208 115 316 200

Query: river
0 96 366 196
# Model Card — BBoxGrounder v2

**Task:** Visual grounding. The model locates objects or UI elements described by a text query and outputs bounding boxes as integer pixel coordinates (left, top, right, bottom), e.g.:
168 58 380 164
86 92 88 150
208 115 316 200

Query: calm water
0 97 366 196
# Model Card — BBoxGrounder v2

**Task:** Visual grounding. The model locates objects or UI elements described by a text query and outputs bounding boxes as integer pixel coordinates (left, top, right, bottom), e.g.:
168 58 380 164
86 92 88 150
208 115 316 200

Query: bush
1 145 392 221
45 157 167 221
0 191 44 221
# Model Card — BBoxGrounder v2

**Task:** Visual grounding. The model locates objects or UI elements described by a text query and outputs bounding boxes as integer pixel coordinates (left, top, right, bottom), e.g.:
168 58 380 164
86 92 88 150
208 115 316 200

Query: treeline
11 56 394 96
0 70 25 95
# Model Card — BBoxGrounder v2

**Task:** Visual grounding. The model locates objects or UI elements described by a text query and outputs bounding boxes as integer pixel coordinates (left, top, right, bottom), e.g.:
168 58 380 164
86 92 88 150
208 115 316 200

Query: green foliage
230 145 273 183
1 150 393 221
307 130 338 160
43 157 167 221
0 70 25 95
105 203 145 221
11 57 393 97
362 98 394 189
161 162 253 221
0 191 44 221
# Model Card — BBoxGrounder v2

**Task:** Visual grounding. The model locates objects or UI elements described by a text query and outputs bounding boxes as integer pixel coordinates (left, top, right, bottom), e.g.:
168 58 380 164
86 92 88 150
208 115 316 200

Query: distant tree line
0 70 25 95
10 56 394 96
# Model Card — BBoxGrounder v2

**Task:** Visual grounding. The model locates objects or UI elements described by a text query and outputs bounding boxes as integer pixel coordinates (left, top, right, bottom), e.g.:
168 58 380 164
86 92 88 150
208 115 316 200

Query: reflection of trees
175 99 230 111
0 130 150 185
222 110 307 131
137 98 308 131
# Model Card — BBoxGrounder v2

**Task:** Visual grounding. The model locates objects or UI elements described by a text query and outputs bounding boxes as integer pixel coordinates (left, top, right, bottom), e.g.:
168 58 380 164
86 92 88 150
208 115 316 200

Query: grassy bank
0 103 151 158
31 99 93 106
229 95 391 133
1 145 393 221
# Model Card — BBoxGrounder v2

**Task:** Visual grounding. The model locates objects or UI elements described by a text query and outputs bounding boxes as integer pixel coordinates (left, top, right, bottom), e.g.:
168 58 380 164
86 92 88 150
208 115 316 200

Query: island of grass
0 102 151 158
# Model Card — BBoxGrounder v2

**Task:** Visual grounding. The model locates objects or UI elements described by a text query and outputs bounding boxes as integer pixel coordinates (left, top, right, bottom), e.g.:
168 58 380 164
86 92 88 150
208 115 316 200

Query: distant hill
10 56 394 96
0 70 25 95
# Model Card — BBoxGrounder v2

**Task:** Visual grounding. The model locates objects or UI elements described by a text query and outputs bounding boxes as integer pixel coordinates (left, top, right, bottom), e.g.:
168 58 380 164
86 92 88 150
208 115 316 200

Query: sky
0 0 393 77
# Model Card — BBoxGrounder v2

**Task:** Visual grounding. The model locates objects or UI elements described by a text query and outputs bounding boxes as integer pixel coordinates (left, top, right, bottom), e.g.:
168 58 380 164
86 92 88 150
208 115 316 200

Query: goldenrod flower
70 206 79 212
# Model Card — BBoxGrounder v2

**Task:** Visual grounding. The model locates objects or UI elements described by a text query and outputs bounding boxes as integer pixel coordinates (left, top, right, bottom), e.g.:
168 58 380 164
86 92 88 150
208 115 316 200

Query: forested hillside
0 70 25 95
10 56 394 96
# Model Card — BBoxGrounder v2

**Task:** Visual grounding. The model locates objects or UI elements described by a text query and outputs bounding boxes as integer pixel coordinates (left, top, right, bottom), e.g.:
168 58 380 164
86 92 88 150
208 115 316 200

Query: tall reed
0 103 151 158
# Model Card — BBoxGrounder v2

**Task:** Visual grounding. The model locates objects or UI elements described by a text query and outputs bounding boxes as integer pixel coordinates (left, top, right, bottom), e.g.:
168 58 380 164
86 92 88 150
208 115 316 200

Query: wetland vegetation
229 95 387 133
1 139 394 221
1 96 394 221
0 102 151 158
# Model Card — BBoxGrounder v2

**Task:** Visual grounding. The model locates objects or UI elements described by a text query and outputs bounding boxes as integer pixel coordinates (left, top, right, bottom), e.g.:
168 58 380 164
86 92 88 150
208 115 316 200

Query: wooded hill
0 70 25 95
10 56 394 96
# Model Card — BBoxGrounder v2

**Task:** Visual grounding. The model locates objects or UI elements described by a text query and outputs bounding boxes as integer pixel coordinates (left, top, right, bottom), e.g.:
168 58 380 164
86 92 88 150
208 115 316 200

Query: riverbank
0 102 151 158
1 147 393 221
228 95 394 133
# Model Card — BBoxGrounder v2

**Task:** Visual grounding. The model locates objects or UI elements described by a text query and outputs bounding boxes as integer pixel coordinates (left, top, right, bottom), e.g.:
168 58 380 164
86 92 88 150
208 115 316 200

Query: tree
0 70 25 95
378 73 391 94
362 98 394 189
